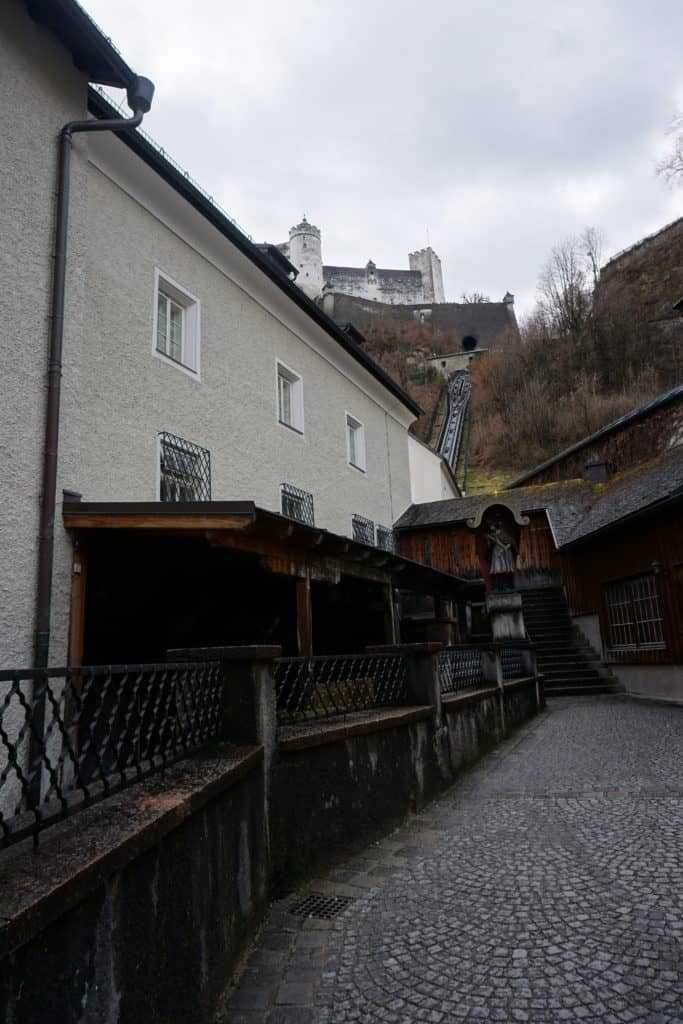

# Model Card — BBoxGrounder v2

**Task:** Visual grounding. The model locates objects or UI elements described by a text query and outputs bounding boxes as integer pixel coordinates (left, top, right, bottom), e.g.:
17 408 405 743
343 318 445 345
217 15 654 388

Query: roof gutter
34 76 155 670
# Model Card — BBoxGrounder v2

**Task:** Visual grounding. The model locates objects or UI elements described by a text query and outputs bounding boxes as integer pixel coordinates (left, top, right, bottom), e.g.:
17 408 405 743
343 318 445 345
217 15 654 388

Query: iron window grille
352 514 375 546
280 483 315 527
159 432 211 502
604 574 665 652
376 525 397 553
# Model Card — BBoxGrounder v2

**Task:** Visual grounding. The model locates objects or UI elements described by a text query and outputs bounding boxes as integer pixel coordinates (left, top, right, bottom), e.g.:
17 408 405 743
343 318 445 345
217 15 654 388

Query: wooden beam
64 512 254 531
296 575 313 657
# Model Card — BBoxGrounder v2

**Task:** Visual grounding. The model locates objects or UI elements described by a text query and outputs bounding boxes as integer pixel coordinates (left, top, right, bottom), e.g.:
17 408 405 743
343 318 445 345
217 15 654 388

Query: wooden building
63 499 464 665
395 433 683 701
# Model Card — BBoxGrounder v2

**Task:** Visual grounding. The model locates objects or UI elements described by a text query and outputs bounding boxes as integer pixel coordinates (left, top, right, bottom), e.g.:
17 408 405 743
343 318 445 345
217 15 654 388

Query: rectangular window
352 514 375 546
280 483 314 526
276 362 304 433
153 270 200 376
346 414 366 472
158 432 211 501
604 574 665 652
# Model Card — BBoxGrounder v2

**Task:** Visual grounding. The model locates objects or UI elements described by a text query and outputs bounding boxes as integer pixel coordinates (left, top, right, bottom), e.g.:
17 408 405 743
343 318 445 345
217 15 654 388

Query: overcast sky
86 0 683 317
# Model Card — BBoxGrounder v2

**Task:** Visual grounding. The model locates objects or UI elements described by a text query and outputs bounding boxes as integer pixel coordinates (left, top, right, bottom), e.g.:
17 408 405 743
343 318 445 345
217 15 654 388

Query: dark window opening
462 335 478 352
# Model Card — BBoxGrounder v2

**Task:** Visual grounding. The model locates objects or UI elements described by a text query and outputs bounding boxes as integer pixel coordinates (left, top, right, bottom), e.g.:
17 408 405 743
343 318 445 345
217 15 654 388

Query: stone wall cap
366 643 445 654
167 645 282 662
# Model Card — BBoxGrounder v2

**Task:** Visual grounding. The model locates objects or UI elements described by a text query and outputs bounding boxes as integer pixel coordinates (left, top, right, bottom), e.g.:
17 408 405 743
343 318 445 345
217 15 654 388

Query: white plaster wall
53 146 413 607
613 665 683 702
323 267 424 305
572 614 603 655
408 437 457 503
0 2 88 670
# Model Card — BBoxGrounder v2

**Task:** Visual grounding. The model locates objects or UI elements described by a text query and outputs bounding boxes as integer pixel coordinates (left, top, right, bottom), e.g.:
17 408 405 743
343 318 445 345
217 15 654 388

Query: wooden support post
384 584 399 644
295 574 313 657
67 545 87 667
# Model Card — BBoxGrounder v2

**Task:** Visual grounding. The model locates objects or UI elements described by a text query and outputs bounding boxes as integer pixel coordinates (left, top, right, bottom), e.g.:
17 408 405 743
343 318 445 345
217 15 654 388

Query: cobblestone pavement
220 698 683 1024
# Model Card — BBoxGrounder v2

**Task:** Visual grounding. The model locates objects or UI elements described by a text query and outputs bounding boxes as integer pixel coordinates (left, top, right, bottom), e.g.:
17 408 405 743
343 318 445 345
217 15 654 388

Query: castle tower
409 247 445 303
288 217 323 299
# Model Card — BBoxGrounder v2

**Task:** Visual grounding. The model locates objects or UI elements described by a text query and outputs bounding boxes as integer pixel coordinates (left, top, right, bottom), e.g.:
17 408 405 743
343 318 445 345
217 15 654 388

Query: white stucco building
1 0 459 672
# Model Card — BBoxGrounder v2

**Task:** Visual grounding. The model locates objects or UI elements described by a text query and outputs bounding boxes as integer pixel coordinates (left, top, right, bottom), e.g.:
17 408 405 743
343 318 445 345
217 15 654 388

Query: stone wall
0 651 541 1024
0 749 267 1024
271 678 541 891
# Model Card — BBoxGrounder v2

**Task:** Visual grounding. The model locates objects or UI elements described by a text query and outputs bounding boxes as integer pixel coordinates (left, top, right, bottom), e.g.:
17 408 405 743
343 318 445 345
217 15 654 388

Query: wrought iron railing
275 653 407 722
376 525 397 554
438 647 484 694
501 646 525 680
0 662 222 850
280 482 315 527
351 514 375 546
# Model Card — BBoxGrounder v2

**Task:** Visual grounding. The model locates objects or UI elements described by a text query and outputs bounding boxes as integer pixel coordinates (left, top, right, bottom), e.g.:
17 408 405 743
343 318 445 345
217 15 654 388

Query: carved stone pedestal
486 590 526 641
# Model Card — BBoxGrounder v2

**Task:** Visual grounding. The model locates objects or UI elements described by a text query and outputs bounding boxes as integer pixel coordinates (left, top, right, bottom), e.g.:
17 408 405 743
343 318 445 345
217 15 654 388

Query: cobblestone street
221 698 683 1024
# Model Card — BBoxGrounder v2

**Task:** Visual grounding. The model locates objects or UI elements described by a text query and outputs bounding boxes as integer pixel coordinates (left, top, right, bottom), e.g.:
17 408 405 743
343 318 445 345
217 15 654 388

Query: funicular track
436 369 471 472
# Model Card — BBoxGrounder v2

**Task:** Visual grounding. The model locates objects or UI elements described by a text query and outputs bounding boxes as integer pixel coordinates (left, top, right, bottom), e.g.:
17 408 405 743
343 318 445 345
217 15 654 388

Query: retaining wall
0 670 540 1023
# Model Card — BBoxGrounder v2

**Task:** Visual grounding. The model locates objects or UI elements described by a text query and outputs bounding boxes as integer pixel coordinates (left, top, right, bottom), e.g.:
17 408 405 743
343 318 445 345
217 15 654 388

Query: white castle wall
409 248 445 304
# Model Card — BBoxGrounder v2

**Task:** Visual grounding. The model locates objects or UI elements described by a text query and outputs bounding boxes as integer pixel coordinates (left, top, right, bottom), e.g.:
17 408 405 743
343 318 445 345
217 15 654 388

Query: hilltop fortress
267 218 519 355
278 217 445 304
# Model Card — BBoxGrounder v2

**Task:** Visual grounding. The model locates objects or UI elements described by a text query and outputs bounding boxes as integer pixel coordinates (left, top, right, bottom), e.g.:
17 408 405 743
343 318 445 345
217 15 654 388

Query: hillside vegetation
359 226 682 473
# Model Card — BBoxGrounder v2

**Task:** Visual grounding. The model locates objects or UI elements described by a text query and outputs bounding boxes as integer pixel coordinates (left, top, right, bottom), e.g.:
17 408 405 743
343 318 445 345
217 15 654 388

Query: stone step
542 671 604 684
545 684 621 697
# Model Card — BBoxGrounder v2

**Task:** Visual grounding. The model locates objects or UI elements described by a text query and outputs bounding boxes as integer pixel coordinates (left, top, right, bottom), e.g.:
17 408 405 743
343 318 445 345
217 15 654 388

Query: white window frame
276 359 304 434
152 268 201 379
345 412 366 472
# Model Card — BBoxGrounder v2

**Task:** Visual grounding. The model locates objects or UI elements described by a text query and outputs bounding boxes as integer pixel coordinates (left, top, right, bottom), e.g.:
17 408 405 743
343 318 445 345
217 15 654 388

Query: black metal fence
438 647 484 694
0 662 222 850
275 653 408 722
501 646 525 680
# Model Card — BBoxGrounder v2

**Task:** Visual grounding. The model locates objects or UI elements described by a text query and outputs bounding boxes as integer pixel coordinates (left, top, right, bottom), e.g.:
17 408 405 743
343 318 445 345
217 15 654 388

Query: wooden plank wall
561 504 683 664
399 512 559 581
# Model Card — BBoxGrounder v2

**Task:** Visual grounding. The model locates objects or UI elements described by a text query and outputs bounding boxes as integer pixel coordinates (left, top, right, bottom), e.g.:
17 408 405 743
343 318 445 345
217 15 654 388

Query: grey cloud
87 0 683 314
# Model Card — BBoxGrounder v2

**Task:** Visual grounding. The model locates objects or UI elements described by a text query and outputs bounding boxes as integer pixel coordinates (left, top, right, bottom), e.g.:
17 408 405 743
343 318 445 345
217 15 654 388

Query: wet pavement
220 697 683 1024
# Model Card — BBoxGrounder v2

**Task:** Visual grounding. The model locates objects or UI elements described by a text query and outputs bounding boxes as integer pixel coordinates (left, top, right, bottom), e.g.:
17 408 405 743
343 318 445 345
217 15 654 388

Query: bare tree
460 291 491 303
657 112 683 185
537 235 592 339
581 226 604 287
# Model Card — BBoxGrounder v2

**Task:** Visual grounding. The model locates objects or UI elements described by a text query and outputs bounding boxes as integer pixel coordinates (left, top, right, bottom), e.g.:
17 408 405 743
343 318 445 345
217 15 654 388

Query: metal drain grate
289 893 353 920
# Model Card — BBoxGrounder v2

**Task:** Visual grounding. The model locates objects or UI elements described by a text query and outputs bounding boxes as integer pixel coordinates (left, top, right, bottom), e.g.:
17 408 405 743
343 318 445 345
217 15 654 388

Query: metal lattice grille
280 483 315 527
501 646 525 680
0 662 222 850
604 575 665 653
275 654 408 721
376 525 397 553
438 647 484 694
159 432 211 501
290 893 353 919
352 514 375 546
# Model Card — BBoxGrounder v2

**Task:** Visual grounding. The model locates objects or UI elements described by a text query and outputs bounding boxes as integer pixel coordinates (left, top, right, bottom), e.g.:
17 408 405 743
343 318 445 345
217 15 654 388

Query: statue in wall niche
473 505 520 594
486 516 518 591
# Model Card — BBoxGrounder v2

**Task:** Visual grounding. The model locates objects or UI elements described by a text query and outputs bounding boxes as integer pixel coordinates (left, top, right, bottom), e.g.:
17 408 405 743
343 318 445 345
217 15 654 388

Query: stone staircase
521 587 621 697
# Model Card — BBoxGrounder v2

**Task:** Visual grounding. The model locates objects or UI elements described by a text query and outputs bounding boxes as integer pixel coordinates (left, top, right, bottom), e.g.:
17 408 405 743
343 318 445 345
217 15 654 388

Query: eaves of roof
87 89 421 419
507 384 683 488
26 0 136 88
